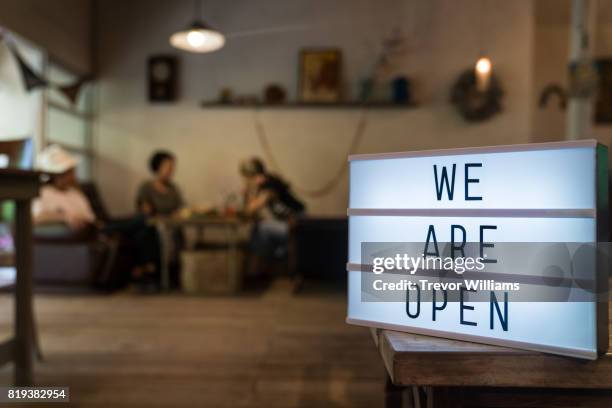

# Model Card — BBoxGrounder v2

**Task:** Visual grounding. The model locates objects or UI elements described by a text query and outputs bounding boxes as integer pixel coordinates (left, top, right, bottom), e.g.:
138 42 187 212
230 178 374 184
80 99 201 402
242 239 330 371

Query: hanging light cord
194 0 202 20
252 108 369 198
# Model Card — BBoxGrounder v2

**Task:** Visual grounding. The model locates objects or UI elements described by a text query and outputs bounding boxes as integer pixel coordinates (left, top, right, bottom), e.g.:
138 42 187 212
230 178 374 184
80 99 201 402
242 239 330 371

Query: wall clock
148 55 178 102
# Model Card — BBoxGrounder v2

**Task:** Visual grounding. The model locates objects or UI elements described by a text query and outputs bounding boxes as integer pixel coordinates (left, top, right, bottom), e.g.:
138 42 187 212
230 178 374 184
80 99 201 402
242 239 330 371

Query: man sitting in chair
33 145 159 291
33 145 95 231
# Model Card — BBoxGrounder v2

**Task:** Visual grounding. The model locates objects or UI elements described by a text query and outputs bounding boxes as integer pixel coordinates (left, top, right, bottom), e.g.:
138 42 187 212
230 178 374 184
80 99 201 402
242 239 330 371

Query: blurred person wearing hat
33 145 95 230
33 145 160 292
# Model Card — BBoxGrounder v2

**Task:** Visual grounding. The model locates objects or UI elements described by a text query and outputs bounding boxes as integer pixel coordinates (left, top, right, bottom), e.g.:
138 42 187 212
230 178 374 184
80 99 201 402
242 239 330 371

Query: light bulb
475 57 492 74
187 30 206 48
170 24 225 53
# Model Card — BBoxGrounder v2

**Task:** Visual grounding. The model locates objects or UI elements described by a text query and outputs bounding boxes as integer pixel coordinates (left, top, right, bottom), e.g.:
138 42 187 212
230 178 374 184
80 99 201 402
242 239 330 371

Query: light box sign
347 140 609 359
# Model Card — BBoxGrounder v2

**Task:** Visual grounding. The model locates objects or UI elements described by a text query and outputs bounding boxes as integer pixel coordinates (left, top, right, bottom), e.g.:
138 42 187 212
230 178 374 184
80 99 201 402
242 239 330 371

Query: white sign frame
346 140 609 359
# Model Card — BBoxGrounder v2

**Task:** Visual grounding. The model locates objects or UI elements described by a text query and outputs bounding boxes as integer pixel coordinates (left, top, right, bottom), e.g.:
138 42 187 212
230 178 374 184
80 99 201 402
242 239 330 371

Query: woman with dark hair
134 150 185 289
137 150 184 216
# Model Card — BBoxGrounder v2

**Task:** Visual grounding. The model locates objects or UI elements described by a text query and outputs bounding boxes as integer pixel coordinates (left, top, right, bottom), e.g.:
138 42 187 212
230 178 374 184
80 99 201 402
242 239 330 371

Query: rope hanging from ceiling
250 29 406 198
252 108 368 198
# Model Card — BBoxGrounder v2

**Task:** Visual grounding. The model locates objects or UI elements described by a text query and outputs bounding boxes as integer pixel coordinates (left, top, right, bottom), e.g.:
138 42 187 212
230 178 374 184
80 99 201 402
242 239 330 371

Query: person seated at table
240 157 305 275
33 145 95 231
136 150 185 287
136 150 184 217
33 145 159 292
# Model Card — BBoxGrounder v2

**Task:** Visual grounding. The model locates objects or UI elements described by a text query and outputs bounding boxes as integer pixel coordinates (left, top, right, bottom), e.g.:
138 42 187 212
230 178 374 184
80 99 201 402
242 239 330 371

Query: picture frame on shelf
299 49 342 103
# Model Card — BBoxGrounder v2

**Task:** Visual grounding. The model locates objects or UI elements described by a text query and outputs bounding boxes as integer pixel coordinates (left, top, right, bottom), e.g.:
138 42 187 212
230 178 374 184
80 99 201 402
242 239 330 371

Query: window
0 31 44 146
44 62 94 180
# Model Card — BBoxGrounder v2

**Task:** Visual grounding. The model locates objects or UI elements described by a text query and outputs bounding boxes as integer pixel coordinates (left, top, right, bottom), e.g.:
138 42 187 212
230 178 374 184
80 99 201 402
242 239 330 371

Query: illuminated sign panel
346 140 608 359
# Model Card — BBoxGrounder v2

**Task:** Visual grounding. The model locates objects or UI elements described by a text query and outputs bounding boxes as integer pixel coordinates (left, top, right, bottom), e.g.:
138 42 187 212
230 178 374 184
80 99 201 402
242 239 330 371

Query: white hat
37 145 79 174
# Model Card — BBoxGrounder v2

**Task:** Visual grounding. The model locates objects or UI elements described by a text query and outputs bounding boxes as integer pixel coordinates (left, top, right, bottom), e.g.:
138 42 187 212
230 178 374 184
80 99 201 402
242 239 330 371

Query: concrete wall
95 0 535 216
532 0 612 147
0 0 92 74
0 0 91 154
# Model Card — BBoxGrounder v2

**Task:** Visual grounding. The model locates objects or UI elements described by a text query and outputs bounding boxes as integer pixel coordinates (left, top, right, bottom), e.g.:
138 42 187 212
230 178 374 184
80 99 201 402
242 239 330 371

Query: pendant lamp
170 0 225 53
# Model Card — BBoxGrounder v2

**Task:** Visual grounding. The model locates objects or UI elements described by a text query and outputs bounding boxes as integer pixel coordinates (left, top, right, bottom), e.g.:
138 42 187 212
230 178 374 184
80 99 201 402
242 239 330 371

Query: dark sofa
33 183 128 289
291 217 348 288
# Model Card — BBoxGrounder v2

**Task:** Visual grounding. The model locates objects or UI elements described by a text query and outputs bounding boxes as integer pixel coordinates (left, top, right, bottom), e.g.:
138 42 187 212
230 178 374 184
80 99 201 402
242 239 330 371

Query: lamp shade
170 21 225 53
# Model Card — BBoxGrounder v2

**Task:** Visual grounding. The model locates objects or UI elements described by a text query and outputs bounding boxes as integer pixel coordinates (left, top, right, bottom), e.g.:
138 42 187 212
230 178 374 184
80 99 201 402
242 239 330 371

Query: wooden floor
0 280 385 407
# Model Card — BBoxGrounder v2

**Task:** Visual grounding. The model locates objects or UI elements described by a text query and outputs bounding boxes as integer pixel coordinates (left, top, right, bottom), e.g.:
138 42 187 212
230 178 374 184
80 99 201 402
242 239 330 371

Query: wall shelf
200 101 417 109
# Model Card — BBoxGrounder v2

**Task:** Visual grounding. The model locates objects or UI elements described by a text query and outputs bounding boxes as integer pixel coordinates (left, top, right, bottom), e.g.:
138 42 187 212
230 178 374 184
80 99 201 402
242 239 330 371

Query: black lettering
464 163 483 201
433 164 456 200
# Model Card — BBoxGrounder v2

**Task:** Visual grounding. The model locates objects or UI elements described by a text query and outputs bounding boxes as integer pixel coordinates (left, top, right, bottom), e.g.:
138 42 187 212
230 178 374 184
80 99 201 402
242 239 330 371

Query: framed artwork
595 59 612 124
299 49 342 103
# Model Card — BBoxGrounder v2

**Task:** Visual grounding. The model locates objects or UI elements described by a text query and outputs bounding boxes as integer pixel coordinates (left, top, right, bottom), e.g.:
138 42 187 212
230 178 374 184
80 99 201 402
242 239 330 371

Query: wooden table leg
385 375 403 408
14 199 33 386
227 225 239 292
155 222 170 291
426 386 463 408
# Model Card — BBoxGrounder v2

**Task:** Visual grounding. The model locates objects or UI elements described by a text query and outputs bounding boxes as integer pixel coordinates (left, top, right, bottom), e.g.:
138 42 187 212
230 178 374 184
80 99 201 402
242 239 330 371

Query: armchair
32 183 127 290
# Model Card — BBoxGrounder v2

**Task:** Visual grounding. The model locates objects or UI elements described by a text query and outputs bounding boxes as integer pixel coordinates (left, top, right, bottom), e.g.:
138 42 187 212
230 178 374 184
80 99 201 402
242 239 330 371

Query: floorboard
0 279 385 407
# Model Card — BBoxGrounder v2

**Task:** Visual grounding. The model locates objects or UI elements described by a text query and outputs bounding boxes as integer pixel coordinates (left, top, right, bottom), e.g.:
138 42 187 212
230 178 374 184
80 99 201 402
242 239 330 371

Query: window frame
42 59 95 181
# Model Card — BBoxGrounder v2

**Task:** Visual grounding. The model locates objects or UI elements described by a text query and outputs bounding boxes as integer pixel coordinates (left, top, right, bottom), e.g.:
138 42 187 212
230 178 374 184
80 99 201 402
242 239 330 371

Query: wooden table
372 303 612 408
0 168 40 385
154 216 248 291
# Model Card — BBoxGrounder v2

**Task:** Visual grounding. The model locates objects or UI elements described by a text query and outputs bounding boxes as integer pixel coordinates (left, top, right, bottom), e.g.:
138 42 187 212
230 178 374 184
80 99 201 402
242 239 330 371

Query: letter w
433 164 456 200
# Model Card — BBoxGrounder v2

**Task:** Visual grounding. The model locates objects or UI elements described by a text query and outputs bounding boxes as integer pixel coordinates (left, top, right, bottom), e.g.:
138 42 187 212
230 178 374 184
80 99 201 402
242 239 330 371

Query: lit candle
475 57 492 92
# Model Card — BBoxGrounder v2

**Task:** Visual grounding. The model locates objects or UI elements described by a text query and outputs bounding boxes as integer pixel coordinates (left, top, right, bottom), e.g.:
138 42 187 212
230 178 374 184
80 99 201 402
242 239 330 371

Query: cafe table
153 215 249 291
372 302 612 408
0 168 40 385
